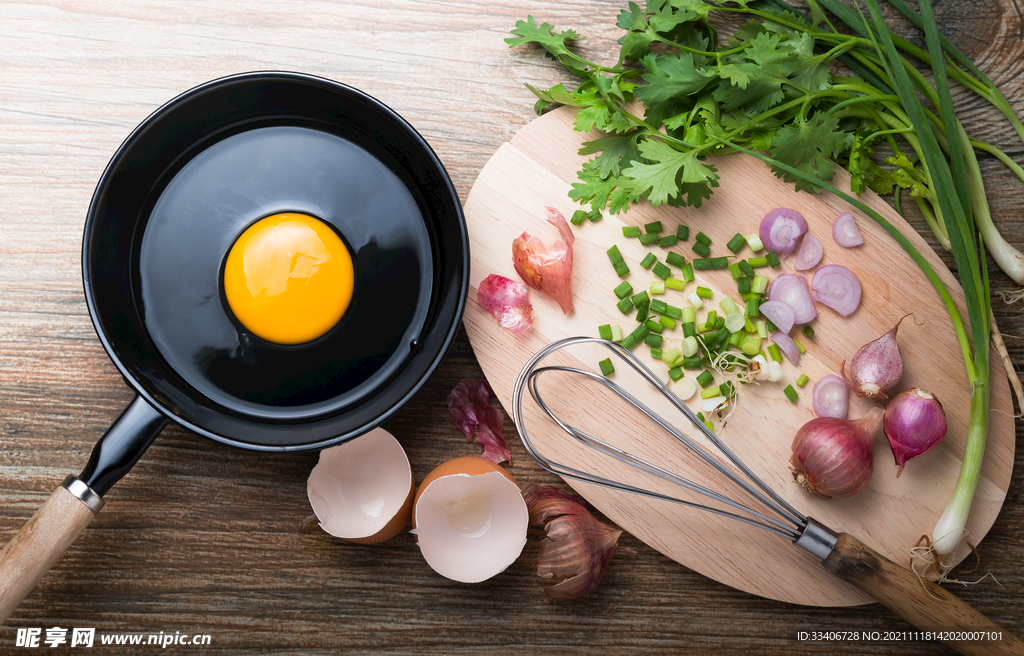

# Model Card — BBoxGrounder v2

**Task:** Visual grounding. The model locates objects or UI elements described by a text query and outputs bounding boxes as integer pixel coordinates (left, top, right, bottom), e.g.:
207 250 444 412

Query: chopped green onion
710 257 729 269
599 358 615 377
728 262 744 280
598 324 613 340
570 210 588 226
645 319 664 334
742 292 762 303
645 333 663 348
794 338 807 354
635 303 650 323
713 326 729 346
695 370 715 388
645 221 663 234
745 234 763 252
686 291 703 310
740 335 761 356
692 241 710 257
756 320 768 339
617 297 634 314
665 277 685 291
751 275 769 295
767 343 783 363
607 245 624 263
659 235 678 248
695 232 712 246
661 346 681 363
738 260 756 278
802 324 815 338
745 297 760 318
668 366 684 382
666 252 686 268
700 387 722 399
650 299 668 314
681 335 699 357
640 253 658 270
650 347 663 359
682 354 702 369
650 280 666 295
765 318 777 333
726 233 746 254
727 331 744 348
744 317 757 334
703 310 717 329
613 260 629 277
613 281 633 299
620 334 638 350
766 251 781 268
652 262 672 280
696 286 713 299
680 307 696 324
724 312 745 333
587 210 602 223
784 384 798 403
680 263 695 283
736 277 751 295
719 381 734 398
622 226 642 238
631 291 650 308
610 325 622 342
659 315 677 330
719 297 740 316
639 232 659 246
682 321 696 337
796 374 810 388
693 258 713 271
676 225 689 241
664 305 682 320
629 324 649 342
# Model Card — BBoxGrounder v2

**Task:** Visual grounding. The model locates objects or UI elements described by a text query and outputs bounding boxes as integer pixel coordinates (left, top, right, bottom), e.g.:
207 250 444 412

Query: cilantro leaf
569 166 640 213
769 113 854 192
622 138 718 206
507 17 586 75
578 135 641 179
635 53 714 107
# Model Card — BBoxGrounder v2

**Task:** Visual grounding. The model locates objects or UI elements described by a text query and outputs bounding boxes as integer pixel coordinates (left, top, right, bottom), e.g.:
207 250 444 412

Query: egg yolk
223 212 354 344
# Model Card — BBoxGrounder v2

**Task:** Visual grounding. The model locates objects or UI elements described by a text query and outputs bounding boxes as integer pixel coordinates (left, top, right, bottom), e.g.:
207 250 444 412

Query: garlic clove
412 457 528 583
306 427 414 544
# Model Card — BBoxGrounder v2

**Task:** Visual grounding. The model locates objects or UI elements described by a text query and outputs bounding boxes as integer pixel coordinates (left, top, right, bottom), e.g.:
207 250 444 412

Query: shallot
759 207 807 256
794 233 823 270
790 407 884 499
757 300 796 335
512 207 575 314
884 388 947 476
811 374 849 419
767 274 817 324
810 264 862 316
771 331 800 365
832 212 864 247
843 315 906 399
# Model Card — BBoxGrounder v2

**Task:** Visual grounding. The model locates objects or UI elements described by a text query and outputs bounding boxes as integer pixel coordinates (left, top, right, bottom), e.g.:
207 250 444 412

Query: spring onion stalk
747 256 768 268
745 234 764 252
653 262 672 280
614 281 633 299
659 235 678 248
598 324 613 340
680 306 696 324
682 335 699 358
692 241 710 257
796 374 810 388
659 315 676 330
680 263 695 283
636 303 649 323
727 233 747 253
650 280 666 295
639 232 659 246
784 385 798 402
666 252 685 268
686 292 704 310
720 297 741 316
640 252 657 270
664 304 682 319
599 358 615 377
622 226 642 238
665 277 685 291
610 325 622 342
645 221 663 233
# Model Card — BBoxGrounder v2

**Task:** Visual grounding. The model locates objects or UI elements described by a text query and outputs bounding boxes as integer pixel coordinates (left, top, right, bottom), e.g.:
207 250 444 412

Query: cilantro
769 113 854 192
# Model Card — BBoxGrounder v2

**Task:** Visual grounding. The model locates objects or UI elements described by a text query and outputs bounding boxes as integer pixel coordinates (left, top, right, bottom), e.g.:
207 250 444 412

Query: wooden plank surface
461 107 1014 606
0 0 1022 654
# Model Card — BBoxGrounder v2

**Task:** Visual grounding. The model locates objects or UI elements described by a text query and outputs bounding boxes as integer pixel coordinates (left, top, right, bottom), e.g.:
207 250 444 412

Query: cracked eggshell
412 457 529 583
307 427 414 544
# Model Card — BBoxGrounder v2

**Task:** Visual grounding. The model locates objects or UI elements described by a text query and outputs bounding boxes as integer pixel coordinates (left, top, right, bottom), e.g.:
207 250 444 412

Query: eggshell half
412 457 529 583
307 427 414 544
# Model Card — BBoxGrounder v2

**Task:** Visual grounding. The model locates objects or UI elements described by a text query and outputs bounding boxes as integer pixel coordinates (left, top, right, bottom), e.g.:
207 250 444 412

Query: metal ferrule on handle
60 475 105 514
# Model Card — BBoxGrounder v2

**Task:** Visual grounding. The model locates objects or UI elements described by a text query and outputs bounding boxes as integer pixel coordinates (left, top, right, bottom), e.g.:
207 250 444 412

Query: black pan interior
83 72 468 450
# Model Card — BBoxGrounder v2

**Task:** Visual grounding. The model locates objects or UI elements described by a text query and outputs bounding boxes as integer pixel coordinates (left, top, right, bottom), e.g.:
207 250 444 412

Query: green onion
738 260 756 278
680 306 696 324
629 324 649 342
599 358 615 377
664 305 682 320
745 297 760 318
682 321 696 337
796 374 810 388
631 291 650 308
617 297 634 314
676 225 689 241
613 281 633 299
681 335 699 357
668 366 685 382
713 326 729 346
719 382 734 398
645 221 663 233
695 232 712 246
659 315 676 330
751 275 769 295
703 310 717 330
692 241 710 257
747 256 768 268
783 384 798 403
726 233 746 254
613 260 629 277
635 303 649 323
728 262 744 280
665 277 685 291
727 331 744 348
650 299 668 314
719 297 740 316
794 337 806 354
570 210 588 226
620 334 638 350
598 324 613 340
696 286 713 299
736 277 751 295
766 251 781 268
610 325 622 343
650 280 666 295
661 347 681 365
659 235 678 248
802 324 815 338
639 232 659 246
686 291 703 310
680 263 695 283
645 319 664 334
640 252 657 270
645 333 663 348
607 245 623 263
710 257 729 269
587 210 602 223
765 318 777 333
756 320 768 339
700 387 722 399
693 258 713 271
652 262 672 280
622 225 642 237
695 370 715 388
682 355 702 369
767 343 783 363
744 317 757 334
666 252 686 268
724 312 745 333
740 335 761 356
650 347 663 360
745 234 763 252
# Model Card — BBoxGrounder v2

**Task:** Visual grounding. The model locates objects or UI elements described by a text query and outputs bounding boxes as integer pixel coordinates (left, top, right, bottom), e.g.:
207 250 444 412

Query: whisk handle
821 532 1022 656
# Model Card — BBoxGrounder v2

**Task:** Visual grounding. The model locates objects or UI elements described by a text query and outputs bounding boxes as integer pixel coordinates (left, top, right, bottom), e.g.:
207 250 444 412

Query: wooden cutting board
463 106 1014 607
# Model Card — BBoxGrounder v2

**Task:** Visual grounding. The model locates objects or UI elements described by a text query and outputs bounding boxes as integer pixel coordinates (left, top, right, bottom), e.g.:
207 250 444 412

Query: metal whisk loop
511 336 809 541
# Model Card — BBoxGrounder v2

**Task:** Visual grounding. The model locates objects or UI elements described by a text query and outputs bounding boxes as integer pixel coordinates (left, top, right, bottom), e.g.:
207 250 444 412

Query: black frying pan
0 72 468 620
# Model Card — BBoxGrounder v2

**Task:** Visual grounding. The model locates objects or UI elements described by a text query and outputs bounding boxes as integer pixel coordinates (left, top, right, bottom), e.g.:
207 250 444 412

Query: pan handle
0 396 167 623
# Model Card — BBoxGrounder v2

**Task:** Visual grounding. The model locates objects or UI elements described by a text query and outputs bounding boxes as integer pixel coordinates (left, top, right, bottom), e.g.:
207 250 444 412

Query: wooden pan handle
0 477 103 623
822 532 1023 656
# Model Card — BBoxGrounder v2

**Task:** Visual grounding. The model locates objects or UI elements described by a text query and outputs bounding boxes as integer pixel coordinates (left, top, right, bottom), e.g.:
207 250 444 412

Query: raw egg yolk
223 212 354 344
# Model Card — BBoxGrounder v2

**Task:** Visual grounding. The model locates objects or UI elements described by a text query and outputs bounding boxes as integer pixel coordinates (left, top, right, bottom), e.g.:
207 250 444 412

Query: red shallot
810 264 862 316
794 233 823 271
811 374 850 419
524 484 633 599
790 407 884 499
759 207 808 256
758 300 796 335
843 315 906 399
771 331 800 365
767 274 817 324
884 388 947 476
477 274 534 335
832 212 864 247
512 207 575 314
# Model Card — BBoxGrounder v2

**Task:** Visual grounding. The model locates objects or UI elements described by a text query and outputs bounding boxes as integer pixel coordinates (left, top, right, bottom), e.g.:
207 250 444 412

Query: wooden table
1 1 1021 654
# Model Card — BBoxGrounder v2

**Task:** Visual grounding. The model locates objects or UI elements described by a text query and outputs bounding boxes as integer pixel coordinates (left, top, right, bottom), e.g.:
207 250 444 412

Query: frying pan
0 71 469 620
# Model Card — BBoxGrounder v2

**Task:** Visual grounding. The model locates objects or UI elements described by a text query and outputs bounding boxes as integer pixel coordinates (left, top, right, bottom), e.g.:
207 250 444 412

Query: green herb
692 241 711 258
645 221 663 233
784 384 799 402
622 225 642 238
652 262 672 280
640 252 658 270
726 233 747 254
665 252 685 268
599 358 615 377
639 232 659 246
796 374 810 387
676 225 689 241
658 235 678 248
613 281 633 299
